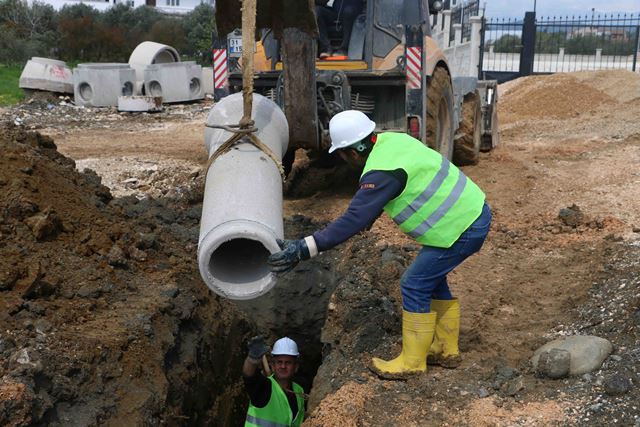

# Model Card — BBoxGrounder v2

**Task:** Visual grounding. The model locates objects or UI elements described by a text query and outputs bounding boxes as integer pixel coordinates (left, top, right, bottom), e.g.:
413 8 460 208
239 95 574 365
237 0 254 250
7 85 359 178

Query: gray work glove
247 335 270 360
267 239 311 274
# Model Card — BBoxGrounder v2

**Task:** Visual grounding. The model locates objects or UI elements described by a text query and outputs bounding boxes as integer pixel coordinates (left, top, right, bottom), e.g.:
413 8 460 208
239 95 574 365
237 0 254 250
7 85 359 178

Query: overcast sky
484 0 640 18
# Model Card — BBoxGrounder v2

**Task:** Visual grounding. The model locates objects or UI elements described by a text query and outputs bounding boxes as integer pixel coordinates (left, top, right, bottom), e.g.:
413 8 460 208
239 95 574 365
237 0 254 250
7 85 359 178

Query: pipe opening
208 238 271 284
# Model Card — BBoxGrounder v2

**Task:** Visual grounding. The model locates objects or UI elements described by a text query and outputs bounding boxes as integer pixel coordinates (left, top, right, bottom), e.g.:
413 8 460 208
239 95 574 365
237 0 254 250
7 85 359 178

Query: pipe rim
198 220 281 300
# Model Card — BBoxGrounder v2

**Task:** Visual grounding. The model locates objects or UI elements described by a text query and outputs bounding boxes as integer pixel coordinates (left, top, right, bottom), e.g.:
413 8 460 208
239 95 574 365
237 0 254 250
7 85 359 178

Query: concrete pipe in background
19 57 73 94
199 93 289 300
128 41 181 95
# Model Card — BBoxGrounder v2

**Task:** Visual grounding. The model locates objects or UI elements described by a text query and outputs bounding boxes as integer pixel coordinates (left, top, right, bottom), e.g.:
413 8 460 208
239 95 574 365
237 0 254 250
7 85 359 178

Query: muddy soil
0 123 256 426
1 70 639 426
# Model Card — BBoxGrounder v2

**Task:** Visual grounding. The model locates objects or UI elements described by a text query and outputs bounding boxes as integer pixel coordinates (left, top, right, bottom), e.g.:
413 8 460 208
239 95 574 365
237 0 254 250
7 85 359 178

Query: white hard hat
328 110 376 153
271 337 299 356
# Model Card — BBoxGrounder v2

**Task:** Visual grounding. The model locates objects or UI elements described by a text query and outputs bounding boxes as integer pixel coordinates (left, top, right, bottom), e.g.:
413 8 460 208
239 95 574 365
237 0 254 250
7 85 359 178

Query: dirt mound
499 70 640 142
500 72 619 122
0 124 252 426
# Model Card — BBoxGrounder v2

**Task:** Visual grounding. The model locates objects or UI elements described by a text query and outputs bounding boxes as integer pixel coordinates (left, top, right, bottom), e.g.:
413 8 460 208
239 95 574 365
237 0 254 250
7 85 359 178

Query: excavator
212 0 498 170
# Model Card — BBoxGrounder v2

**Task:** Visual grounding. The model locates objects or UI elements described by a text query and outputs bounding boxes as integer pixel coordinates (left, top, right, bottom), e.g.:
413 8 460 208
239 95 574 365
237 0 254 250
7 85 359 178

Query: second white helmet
271 337 300 356
328 110 376 153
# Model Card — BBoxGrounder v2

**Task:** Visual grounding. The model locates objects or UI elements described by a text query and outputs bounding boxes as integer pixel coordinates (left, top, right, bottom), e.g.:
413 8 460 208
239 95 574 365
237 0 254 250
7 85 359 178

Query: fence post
519 11 536 76
453 23 463 46
633 25 640 72
469 16 483 78
443 10 453 47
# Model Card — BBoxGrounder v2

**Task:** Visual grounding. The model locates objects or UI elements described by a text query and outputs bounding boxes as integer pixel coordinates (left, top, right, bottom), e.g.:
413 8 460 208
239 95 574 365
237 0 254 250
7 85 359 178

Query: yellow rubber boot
371 310 436 379
427 299 461 368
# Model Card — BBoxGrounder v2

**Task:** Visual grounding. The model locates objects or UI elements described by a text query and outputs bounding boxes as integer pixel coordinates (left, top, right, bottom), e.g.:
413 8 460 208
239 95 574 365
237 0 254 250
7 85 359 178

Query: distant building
568 26 630 41
24 0 214 14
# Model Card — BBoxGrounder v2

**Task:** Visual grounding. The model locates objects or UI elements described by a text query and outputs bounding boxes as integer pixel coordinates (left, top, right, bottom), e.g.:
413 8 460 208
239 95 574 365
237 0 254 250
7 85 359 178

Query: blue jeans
401 203 492 313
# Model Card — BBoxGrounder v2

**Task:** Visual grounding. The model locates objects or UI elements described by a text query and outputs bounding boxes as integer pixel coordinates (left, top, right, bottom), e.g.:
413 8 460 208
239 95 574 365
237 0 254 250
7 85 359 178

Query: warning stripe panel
213 49 228 89
406 47 422 89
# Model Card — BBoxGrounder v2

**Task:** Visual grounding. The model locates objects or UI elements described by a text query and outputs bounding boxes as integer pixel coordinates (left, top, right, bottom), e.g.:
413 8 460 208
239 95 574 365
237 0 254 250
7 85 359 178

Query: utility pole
533 0 536 13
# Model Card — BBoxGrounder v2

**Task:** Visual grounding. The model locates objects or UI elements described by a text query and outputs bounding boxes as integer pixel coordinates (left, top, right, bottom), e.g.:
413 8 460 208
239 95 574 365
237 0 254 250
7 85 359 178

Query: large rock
532 335 612 376
536 348 571 378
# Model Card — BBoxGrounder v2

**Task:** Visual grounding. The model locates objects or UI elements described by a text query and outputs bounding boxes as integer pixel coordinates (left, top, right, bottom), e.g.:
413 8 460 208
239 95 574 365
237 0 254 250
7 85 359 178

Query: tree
146 18 186 52
534 31 566 54
182 3 215 64
57 4 100 61
0 0 58 63
491 34 521 53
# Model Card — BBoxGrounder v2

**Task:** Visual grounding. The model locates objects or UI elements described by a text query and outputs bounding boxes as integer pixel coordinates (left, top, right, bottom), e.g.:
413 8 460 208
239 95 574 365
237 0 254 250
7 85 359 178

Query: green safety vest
361 132 485 248
245 376 305 427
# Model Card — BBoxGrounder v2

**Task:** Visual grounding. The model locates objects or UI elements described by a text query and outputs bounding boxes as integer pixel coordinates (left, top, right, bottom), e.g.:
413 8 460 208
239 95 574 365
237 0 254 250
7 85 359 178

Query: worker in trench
243 336 305 426
268 110 492 379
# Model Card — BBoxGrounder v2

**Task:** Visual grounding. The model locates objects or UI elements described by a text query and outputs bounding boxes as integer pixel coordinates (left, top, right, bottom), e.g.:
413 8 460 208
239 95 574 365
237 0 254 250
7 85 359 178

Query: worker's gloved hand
247 335 270 360
267 239 311 274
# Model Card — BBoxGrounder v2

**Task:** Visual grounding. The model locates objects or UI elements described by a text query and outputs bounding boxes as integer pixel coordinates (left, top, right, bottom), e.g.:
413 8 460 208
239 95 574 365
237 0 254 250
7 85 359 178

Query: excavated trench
172 218 341 426
0 123 347 426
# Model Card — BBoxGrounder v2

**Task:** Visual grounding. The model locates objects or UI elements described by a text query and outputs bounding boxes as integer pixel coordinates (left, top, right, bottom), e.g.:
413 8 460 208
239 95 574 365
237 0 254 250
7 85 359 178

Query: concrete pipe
198 93 289 300
73 63 135 107
19 57 73 94
128 41 180 95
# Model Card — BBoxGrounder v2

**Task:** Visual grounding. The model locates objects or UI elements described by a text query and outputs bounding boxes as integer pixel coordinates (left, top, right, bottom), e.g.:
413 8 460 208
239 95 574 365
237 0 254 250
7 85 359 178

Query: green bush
491 34 521 53
182 4 215 64
0 63 23 105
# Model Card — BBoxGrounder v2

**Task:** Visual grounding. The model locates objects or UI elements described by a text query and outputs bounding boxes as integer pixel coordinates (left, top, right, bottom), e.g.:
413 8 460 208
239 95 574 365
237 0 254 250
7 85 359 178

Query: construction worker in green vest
268 110 492 379
243 336 305 426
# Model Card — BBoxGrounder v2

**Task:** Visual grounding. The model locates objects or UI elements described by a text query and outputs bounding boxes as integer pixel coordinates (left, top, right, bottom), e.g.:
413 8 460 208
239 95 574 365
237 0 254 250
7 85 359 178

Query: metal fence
481 12 640 82
481 17 524 78
449 0 480 44
534 14 640 73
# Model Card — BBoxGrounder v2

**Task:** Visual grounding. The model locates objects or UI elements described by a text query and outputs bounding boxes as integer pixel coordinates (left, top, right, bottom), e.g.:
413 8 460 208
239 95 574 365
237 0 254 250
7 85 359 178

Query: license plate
228 36 242 55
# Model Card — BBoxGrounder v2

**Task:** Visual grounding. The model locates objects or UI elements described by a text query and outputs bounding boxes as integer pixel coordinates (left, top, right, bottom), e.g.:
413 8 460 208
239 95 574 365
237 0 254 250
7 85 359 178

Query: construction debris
117 95 163 113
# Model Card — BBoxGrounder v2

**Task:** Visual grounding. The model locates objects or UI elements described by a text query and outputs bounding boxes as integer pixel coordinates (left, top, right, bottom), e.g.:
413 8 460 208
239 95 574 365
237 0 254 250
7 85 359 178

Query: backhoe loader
212 0 498 168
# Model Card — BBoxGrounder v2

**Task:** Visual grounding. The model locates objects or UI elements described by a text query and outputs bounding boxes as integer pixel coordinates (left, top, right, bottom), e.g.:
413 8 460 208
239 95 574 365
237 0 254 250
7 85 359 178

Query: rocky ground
302 70 640 426
0 70 639 426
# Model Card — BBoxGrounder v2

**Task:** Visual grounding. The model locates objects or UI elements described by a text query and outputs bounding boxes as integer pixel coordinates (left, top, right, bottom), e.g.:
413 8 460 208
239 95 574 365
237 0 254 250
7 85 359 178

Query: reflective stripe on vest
245 415 290 427
405 171 467 239
361 132 485 248
392 158 451 225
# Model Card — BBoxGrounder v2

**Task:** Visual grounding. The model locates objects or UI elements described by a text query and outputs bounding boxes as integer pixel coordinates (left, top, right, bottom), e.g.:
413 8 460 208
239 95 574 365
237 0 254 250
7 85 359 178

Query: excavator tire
453 90 482 166
426 67 454 159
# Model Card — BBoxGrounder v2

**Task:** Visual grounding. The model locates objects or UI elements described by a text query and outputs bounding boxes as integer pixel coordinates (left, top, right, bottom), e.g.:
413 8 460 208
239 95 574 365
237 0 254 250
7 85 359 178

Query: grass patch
0 64 24 106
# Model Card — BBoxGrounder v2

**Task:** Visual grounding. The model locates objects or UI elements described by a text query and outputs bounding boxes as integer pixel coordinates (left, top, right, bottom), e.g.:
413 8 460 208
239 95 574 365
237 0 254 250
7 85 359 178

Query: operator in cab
315 0 364 58
268 110 492 379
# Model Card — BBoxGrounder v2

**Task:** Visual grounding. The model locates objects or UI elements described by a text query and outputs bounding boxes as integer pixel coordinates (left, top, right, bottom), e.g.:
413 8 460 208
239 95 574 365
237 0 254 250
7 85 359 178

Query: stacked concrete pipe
73 63 135 107
128 41 180 95
199 93 289 300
